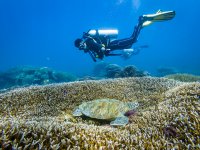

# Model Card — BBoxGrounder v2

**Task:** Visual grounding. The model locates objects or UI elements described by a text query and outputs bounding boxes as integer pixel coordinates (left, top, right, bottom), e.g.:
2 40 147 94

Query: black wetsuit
83 16 144 61
107 17 143 50
83 37 105 60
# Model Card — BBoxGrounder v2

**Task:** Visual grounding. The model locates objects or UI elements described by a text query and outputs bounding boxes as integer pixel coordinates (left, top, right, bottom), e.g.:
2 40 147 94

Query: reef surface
0 77 199 149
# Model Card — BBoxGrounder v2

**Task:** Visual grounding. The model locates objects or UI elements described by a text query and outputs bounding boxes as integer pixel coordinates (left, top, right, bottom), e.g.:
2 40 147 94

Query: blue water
0 0 200 76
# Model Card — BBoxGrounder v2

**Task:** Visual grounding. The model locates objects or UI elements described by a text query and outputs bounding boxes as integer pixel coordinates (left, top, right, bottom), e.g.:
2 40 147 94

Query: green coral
165 73 200 82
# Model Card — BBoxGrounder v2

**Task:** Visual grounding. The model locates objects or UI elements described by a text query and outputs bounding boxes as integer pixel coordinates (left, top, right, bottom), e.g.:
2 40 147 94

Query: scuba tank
86 29 118 47
88 29 118 39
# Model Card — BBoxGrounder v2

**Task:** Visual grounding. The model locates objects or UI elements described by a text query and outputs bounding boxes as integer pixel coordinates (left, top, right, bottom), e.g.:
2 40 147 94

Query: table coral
0 77 199 149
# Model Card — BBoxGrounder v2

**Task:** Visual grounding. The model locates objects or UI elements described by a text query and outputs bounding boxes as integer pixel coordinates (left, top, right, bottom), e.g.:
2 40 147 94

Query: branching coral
165 73 200 82
0 77 199 149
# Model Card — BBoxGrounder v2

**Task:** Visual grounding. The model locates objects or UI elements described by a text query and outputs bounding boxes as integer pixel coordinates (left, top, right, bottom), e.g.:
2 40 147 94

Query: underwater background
0 0 200 77
0 1 200 149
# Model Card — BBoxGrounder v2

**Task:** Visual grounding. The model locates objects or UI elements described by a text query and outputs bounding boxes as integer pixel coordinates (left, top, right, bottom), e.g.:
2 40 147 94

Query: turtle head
72 108 82 116
126 102 139 110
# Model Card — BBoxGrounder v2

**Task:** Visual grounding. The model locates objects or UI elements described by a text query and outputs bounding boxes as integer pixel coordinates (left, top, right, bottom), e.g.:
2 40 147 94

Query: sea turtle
72 98 139 126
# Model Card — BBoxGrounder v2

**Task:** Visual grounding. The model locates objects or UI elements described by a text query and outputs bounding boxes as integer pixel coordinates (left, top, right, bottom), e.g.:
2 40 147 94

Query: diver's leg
130 16 144 43
107 17 144 50
107 38 134 50
108 10 175 51
130 10 176 38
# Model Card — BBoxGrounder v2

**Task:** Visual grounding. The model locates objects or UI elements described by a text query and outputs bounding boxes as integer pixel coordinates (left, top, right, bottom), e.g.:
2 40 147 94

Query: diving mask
79 41 87 50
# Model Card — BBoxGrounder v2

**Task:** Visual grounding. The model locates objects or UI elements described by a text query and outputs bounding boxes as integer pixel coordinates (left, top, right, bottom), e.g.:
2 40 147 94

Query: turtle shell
78 99 130 120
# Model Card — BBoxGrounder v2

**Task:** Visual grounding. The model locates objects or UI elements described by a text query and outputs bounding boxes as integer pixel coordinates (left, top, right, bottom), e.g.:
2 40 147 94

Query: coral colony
0 77 200 149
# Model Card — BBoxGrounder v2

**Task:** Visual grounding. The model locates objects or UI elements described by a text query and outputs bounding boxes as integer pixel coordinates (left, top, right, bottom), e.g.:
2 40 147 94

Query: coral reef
104 64 123 78
165 73 200 82
95 63 148 78
0 66 77 90
0 77 199 149
122 65 149 77
78 76 99 81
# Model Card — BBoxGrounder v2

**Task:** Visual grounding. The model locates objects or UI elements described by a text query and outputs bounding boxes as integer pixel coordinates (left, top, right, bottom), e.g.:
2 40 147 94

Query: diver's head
74 38 82 48
74 38 86 50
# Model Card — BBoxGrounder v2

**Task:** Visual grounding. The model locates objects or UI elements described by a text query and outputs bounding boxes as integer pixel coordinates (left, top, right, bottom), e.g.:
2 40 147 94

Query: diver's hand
101 47 106 51
100 44 106 50
103 49 111 56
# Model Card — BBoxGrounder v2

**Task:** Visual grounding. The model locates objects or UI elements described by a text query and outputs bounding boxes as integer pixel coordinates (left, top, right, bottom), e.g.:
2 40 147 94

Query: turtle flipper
110 116 129 126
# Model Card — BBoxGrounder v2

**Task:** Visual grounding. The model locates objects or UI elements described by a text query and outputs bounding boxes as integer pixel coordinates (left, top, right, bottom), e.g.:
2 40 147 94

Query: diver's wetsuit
82 16 144 61
107 17 143 50
82 36 105 60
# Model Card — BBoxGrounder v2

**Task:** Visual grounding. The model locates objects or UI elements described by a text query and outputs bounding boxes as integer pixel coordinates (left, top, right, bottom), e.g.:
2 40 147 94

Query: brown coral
0 77 199 149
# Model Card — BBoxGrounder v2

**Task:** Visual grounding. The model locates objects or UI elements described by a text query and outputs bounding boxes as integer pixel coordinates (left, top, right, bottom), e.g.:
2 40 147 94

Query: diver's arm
104 49 122 56
88 50 97 62
105 53 122 56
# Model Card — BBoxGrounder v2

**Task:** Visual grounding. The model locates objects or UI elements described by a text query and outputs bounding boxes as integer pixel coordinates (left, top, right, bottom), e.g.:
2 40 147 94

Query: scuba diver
74 10 176 62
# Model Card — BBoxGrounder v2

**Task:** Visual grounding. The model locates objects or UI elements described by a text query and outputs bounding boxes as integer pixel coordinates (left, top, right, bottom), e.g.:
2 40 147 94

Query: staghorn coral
163 124 179 138
165 73 200 82
0 77 200 149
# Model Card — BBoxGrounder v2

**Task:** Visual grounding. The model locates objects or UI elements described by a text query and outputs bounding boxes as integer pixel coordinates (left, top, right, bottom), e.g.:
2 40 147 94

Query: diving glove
142 10 176 27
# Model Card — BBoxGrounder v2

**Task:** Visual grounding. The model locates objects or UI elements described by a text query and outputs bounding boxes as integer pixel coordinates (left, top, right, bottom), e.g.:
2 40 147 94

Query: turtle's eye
72 108 82 116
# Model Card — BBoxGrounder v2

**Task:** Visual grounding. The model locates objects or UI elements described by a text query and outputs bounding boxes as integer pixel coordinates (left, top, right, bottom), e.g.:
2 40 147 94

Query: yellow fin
143 10 175 22
142 21 153 27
